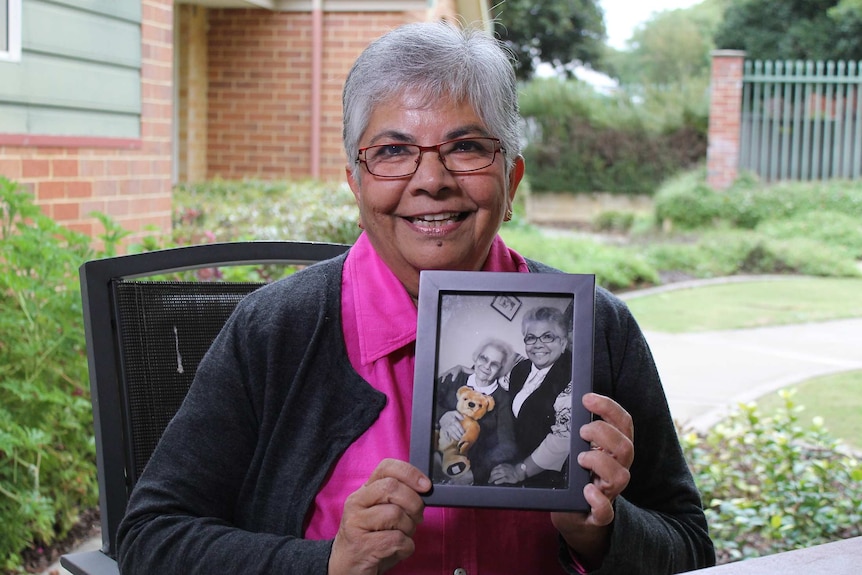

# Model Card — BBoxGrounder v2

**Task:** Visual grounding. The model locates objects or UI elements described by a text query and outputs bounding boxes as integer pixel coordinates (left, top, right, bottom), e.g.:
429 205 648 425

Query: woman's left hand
550 392 634 567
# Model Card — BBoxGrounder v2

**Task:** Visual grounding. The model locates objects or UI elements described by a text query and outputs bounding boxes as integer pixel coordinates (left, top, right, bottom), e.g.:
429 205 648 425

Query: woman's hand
550 393 634 568
437 410 464 446
329 459 431 575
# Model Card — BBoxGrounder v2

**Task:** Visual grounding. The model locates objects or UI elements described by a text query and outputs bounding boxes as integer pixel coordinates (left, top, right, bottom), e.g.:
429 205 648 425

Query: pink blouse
303 232 573 574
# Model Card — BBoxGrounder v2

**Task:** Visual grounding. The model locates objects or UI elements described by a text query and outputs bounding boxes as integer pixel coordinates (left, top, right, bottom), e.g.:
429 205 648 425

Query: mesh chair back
77 241 349 562
114 281 264 484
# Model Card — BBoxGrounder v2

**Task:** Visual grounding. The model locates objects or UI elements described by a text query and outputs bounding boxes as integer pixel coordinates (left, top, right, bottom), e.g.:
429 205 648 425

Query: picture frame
410 270 595 512
491 294 521 321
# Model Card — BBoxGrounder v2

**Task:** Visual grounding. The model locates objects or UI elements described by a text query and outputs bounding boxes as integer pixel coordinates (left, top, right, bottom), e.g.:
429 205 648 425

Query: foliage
499 224 659 291
714 0 862 61
492 0 605 80
607 2 722 87
519 79 706 195
0 177 106 571
654 171 862 230
682 390 862 562
756 211 862 258
173 178 360 246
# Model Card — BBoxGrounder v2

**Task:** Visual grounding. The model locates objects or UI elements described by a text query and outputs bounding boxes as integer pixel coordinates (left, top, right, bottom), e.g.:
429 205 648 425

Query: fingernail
418 477 431 491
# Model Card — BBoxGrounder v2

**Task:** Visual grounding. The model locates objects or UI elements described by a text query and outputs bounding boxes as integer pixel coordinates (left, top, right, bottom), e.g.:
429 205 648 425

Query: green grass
756 372 862 451
624 277 862 333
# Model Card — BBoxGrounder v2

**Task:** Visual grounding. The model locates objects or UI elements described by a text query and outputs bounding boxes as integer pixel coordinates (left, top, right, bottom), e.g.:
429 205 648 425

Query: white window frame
0 0 22 63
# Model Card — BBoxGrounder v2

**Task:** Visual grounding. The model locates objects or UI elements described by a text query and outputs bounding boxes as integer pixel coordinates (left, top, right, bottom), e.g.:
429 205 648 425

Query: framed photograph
491 294 521 321
410 270 595 512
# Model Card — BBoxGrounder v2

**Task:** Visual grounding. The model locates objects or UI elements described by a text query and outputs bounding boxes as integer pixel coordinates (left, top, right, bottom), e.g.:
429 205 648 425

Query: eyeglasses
523 332 561 346
356 137 505 178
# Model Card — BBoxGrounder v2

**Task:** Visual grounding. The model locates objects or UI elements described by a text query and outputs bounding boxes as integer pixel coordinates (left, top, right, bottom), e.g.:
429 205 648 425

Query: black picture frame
410 270 595 512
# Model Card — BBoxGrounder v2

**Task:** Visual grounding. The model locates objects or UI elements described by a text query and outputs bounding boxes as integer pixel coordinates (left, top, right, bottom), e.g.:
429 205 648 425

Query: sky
602 0 703 49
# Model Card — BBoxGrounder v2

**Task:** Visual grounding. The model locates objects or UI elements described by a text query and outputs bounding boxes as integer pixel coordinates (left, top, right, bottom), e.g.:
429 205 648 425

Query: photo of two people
411 271 595 512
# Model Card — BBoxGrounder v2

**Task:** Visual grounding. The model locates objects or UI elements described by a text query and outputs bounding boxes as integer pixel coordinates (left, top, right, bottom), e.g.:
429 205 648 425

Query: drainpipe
310 0 323 179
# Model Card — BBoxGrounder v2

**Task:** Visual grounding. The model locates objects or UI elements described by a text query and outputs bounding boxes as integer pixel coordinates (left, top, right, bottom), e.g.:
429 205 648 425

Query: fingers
488 463 518 485
578 394 634 503
329 460 429 575
580 393 634 469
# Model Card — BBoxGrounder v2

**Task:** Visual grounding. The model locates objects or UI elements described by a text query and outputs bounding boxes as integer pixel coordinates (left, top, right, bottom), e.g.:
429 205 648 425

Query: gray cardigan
117 254 714 574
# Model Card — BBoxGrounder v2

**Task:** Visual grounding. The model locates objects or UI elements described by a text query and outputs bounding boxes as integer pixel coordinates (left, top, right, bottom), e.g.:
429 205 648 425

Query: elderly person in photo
435 338 518 485
116 21 715 575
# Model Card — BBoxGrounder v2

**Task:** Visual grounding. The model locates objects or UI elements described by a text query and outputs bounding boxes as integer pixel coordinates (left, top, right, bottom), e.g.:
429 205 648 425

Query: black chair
61 241 350 575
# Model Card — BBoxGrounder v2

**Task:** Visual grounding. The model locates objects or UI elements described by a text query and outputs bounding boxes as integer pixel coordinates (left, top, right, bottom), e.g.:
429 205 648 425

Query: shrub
519 78 706 196
642 230 862 280
652 169 724 229
500 225 660 291
757 211 862 258
655 172 862 231
0 178 105 570
173 178 360 246
682 390 862 563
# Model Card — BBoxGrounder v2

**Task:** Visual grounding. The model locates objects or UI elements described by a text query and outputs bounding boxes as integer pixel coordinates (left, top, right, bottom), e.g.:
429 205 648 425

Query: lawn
624 277 862 333
756 371 862 451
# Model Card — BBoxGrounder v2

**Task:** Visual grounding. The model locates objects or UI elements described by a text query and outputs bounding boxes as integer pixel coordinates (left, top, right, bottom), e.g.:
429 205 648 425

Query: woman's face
474 345 505 385
346 90 525 299
522 319 568 370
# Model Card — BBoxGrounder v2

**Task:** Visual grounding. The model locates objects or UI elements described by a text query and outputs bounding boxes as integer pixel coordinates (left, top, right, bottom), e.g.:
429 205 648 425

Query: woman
489 306 573 489
117 21 714 574
434 338 517 485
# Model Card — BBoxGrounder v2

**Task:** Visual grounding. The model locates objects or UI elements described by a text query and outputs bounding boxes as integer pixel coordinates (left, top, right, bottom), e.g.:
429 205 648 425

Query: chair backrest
79 241 350 559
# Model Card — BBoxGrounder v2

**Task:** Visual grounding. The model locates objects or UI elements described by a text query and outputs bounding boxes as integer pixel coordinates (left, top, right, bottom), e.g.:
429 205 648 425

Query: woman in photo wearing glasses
489 306 573 488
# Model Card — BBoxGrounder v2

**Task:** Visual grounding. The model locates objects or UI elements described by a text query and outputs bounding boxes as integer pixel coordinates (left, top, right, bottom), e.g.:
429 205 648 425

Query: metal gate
740 60 862 182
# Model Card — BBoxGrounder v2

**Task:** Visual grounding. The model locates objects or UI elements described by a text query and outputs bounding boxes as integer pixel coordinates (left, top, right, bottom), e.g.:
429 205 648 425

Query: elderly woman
117 21 714 575
489 306 574 489
434 338 517 485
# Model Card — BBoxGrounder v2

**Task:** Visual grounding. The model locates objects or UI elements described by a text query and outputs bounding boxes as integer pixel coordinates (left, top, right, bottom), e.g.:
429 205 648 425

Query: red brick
22 159 50 178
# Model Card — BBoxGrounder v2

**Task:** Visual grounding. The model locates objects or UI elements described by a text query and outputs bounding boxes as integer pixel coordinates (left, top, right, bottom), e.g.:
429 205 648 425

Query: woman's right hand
437 410 464 446
329 459 430 575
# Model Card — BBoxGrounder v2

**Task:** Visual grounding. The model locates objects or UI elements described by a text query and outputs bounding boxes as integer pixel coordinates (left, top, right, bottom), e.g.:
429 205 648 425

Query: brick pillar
706 50 746 190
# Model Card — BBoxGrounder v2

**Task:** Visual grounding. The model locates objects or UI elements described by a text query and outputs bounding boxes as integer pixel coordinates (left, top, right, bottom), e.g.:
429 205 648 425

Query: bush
655 173 862 231
519 78 706 195
642 229 862 280
682 390 862 563
500 225 660 291
757 211 862 258
173 178 360 246
0 178 105 571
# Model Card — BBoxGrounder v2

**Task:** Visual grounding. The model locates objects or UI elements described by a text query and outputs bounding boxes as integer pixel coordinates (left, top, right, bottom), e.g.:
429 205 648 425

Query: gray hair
521 306 569 336
472 337 514 369
342 21 522 181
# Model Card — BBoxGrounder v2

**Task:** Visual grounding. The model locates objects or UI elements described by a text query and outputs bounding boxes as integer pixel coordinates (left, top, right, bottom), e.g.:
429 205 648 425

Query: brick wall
206 10 415 182
0 0 174 243
706 50 746 190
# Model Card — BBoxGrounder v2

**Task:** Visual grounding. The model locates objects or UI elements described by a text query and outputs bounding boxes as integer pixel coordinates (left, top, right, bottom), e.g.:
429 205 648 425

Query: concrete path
643 317 862 431
40 280 862 574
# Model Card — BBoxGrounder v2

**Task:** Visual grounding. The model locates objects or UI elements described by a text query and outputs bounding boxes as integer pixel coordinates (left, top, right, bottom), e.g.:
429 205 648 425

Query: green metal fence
741 60 862 182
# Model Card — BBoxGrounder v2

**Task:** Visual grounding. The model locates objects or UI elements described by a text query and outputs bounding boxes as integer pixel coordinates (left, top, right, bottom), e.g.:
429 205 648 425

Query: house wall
0 0 174 241
203 9 420 182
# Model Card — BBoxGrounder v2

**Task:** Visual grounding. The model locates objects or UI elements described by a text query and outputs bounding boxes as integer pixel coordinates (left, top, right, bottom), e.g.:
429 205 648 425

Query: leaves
0 177 104 568
683 390 862 562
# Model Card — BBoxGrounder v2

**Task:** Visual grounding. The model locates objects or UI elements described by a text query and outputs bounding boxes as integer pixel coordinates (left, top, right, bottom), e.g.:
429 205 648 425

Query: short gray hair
342 21 522 181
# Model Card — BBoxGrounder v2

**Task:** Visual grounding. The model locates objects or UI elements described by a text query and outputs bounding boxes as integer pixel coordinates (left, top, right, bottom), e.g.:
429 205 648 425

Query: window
0 0 21 62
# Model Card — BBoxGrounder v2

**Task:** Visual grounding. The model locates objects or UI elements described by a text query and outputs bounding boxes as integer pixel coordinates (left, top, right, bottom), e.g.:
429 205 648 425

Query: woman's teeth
411 212 463 226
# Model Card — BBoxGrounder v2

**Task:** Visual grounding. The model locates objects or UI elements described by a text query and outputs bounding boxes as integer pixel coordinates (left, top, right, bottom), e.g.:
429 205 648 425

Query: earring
504 208 513 222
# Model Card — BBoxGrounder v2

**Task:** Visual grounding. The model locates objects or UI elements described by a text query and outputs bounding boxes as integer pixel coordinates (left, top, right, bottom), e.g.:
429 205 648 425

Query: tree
492 0 606 80
714 0 862 61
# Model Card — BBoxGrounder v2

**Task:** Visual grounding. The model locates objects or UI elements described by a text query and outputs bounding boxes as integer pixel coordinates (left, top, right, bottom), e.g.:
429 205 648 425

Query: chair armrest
60 551 120 575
